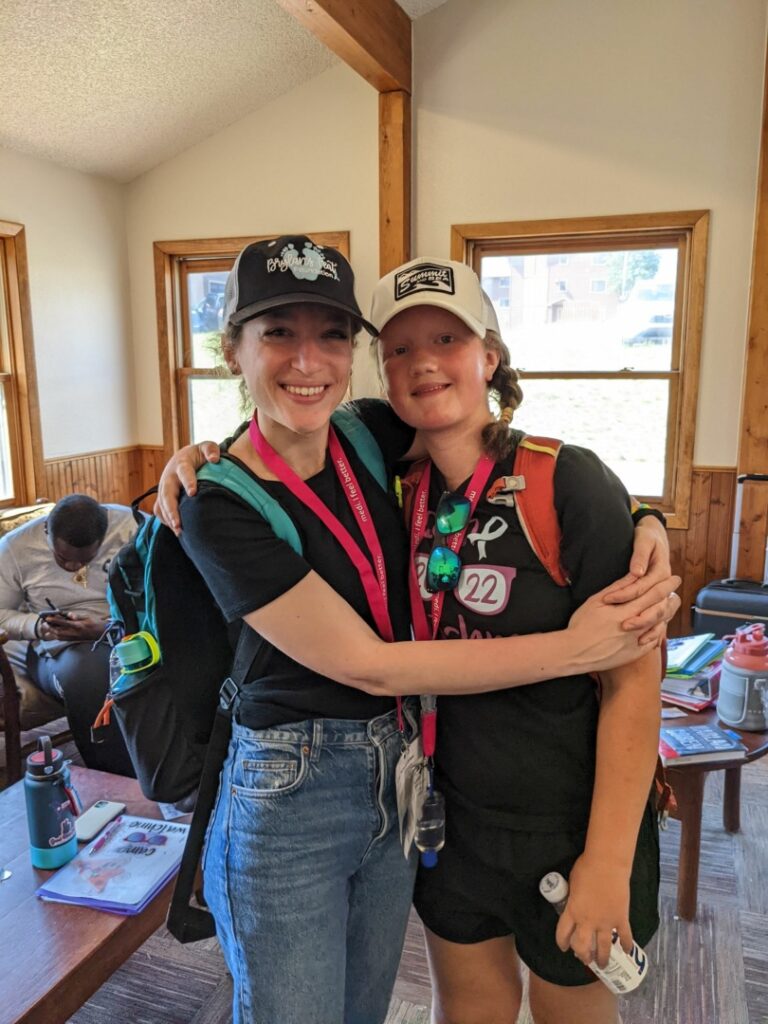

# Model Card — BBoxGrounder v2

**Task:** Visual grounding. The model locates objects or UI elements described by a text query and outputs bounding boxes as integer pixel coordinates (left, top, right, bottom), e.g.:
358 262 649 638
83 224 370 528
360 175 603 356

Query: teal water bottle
24 737 80 869
109 631 160 694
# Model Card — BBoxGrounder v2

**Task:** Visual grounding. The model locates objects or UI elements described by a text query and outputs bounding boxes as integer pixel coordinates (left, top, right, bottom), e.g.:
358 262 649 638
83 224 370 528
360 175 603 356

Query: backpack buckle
219 677 240 710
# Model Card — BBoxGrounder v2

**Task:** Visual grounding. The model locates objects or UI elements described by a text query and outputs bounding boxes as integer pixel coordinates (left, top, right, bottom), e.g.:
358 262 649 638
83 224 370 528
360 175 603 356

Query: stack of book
661 633 728 712
658 723 747 767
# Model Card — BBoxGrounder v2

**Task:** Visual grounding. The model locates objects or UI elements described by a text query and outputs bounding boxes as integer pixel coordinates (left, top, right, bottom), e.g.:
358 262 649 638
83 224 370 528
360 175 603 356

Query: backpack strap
501 435 570 587
167 626 269 943
331 407 389 492
197 459 303 555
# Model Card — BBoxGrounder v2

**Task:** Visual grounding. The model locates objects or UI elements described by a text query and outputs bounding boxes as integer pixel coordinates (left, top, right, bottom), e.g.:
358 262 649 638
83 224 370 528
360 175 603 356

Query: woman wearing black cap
167 237 676 1024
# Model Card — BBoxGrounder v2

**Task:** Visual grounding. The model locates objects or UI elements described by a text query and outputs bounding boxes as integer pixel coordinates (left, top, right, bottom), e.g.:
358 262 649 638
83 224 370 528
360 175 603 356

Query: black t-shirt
413 438 635 831
179 400 415 729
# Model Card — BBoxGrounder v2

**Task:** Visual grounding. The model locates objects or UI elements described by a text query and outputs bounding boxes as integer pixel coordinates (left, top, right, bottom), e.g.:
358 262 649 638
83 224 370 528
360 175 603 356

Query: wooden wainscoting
668 466 737 636
41 447 736 634
43 445 165 508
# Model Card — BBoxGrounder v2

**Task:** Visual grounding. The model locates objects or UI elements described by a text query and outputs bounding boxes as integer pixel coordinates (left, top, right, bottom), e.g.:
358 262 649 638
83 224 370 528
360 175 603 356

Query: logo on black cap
266 241 340 282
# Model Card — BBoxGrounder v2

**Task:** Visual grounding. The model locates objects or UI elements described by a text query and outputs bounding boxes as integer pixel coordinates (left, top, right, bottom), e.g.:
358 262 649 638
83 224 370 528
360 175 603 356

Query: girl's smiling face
377 305 499 434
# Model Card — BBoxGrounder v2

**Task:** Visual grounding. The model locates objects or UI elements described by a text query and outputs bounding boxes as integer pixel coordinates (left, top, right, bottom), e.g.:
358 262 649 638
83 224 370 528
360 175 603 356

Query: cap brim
373 293 486 339
230 294 377 336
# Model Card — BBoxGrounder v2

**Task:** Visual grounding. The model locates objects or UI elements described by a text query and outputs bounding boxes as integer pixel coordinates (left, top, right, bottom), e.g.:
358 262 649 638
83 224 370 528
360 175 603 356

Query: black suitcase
691 473 768 638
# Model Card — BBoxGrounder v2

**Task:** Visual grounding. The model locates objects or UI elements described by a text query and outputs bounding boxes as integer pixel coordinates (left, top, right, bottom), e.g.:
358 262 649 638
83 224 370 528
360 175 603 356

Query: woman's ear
221 335 240 375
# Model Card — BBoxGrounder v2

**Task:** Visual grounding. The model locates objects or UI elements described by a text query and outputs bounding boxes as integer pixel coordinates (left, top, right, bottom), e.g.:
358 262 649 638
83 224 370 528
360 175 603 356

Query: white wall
414 0 767 466
0 146 134 456
125 63 380 444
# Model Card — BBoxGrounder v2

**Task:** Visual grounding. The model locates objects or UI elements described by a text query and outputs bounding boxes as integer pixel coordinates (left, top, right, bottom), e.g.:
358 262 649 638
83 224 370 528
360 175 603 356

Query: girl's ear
484 343 501 382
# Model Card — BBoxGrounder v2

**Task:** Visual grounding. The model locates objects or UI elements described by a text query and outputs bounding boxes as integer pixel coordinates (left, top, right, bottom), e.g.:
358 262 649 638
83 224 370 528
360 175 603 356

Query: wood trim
451 211 710 529
0 223 45 503
274 0 411 93
451 211 711 251
379 90 411 273
736 36 768 580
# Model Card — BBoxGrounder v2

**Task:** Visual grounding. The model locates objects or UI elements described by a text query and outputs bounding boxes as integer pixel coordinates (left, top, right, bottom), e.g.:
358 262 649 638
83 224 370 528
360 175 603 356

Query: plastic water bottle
24 736 81 869
415 790 445 868
717 623 768 731
539 872 649 994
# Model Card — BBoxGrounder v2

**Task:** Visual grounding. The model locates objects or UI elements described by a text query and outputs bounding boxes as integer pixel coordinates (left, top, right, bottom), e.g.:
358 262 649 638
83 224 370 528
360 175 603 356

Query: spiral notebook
36 815 189 915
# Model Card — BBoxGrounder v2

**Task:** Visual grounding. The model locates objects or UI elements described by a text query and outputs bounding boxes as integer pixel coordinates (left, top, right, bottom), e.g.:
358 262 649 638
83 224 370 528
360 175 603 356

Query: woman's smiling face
377 305 499 434
224 303 354 436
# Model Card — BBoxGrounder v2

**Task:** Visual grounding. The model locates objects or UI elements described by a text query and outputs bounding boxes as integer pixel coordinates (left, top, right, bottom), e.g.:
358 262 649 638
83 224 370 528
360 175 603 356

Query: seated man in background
0 494 136 775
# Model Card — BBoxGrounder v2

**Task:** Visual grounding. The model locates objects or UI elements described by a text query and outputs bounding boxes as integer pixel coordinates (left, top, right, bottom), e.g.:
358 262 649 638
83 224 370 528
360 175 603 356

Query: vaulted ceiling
1 0 447 182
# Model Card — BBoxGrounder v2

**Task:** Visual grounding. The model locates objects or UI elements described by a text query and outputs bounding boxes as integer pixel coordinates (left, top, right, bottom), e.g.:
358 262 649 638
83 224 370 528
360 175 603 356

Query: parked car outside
619 281 674 345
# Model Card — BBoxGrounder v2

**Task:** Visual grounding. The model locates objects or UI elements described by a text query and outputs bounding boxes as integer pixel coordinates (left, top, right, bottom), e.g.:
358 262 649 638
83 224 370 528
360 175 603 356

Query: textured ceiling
0 0 448 183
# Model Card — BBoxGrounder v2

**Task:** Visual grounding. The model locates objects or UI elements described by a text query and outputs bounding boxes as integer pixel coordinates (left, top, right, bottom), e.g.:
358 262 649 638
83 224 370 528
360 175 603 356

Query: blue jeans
202 704 418 1024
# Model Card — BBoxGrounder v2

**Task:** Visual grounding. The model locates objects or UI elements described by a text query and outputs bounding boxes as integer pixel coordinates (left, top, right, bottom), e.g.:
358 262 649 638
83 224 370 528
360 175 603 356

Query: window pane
481 248 677 372
512 378 670 497
0 386 14 501
185 271 229 368
188 377 253 444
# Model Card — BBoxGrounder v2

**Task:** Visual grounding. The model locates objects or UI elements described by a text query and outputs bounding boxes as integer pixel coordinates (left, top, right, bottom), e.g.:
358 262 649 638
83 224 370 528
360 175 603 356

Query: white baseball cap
370 257 491 338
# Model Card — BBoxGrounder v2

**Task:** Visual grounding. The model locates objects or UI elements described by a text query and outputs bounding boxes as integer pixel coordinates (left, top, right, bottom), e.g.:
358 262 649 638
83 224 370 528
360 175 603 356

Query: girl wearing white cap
367 256 662 1024
159 241 674 1024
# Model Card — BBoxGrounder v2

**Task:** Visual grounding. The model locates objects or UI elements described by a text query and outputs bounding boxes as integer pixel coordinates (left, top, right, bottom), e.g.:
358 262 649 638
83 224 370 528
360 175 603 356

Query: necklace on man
72 565 88 587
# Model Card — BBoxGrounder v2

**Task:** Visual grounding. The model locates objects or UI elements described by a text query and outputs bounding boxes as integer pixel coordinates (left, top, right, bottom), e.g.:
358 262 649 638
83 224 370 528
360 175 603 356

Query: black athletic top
179 400 415 730
412 438 636 831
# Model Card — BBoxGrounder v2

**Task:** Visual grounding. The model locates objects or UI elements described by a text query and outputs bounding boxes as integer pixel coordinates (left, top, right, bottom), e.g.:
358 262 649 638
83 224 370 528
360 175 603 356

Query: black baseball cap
224 235 376 335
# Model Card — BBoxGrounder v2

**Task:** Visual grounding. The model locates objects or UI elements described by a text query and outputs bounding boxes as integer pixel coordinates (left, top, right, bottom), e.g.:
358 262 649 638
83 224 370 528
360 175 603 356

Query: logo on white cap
395 263 455 300
267 241 340 282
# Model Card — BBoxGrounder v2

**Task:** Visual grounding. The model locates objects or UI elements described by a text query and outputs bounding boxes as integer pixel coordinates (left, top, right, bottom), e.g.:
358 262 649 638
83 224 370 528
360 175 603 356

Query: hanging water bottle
415 789 445 868
93 631 161 740
539 872 649 994
109 631 161 694
24 736 81 869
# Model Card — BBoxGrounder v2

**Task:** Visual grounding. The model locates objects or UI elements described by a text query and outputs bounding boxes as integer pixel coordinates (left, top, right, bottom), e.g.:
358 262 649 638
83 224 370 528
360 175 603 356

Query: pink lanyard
408 455 496 758
249 415 404 727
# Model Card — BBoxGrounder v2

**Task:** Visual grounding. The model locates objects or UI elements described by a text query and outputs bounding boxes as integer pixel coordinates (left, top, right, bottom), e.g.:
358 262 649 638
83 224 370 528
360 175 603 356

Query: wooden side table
662 706 768 920
0 767 189 1024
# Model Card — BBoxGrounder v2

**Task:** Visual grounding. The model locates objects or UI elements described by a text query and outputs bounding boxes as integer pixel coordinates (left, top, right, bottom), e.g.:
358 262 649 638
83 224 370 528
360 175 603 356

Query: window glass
188 378 252 445
185 270 229 368
481 248 676 374
513 378 670 497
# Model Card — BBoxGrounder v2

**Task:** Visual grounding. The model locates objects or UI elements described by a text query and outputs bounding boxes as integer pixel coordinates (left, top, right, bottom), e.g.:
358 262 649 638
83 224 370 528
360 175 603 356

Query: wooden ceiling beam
274 0 411 94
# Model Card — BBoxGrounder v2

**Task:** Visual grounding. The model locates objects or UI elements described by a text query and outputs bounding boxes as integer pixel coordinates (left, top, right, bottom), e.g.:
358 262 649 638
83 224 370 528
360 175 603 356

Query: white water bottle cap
539 871 569 904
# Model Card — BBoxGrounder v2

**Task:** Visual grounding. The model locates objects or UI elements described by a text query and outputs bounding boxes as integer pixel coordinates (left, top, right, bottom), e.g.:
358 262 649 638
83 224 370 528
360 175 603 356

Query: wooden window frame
0 220 45 506
451 211 710 530
153 232 351 460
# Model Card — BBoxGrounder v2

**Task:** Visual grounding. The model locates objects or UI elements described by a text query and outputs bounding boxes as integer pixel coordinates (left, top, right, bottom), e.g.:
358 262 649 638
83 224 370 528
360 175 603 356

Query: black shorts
413 797 660 987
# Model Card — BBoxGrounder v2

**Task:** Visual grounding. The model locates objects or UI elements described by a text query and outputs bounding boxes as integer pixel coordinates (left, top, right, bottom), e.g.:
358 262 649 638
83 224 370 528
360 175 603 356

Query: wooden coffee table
0 767 189 1024
662 705 768 920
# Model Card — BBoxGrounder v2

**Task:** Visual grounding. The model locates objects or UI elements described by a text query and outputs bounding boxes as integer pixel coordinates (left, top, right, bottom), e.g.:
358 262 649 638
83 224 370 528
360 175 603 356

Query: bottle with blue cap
414 789 445 868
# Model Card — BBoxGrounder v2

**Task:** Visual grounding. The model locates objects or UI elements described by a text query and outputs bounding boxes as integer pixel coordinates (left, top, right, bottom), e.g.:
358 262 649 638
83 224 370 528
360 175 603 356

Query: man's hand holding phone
36 601 105 642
